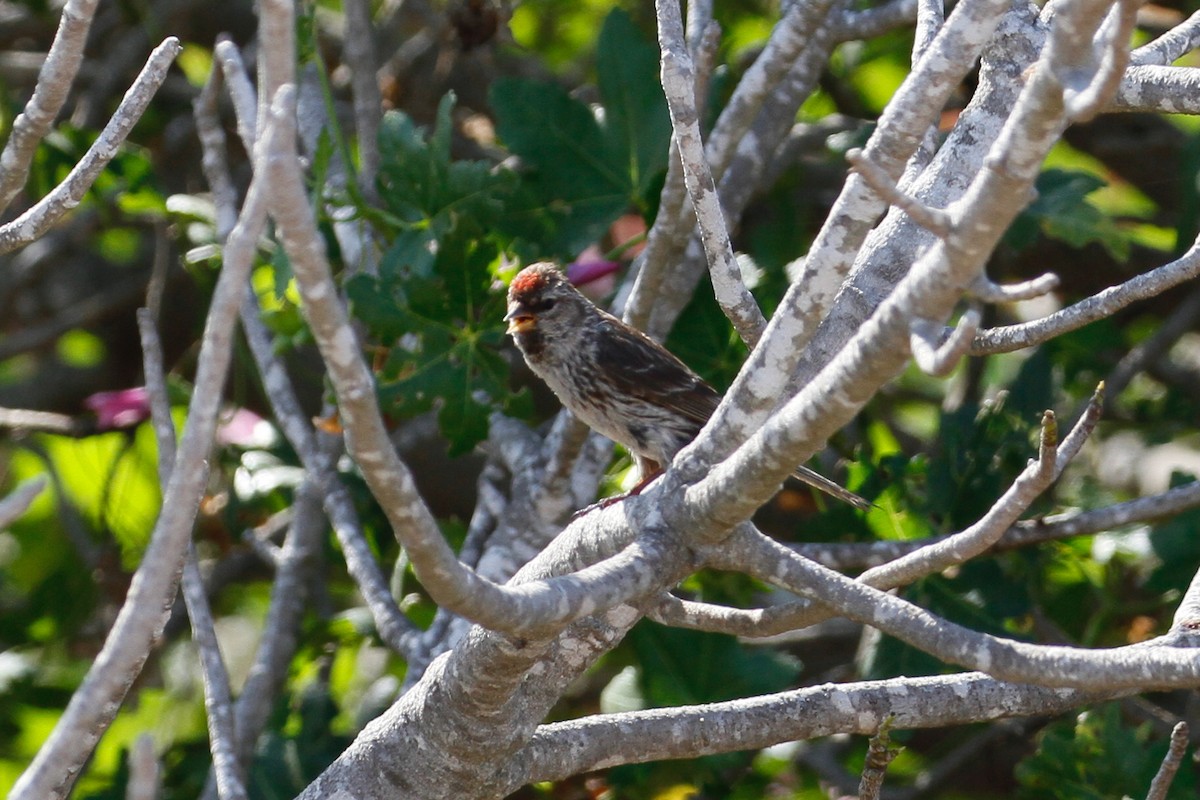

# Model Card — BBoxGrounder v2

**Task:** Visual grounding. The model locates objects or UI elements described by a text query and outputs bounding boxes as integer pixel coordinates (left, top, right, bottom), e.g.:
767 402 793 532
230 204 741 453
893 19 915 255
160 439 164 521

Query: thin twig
836 0 918 40
0 407 82 435
0 0 101 212
1145 721 1189 800
194 48 241 241
242 289 418 653
343 0 382 199
847 147 952 237
858 721 901 800
1063 0 1139 122
139 276 246 800
970 271 1060 302
215 38 258 149
790 478 1200 571
123 734 160 800
203 483 325 800
972 238 1200 354
137 309 176 482
0 478 47 529
734 522 1200 690
655 0 767 347
1106 283 1200 400
241 506 292 567
182 556 248 800
1130 10 1200 66
0 37 182 254
910 306 980 376
677 393 1100 638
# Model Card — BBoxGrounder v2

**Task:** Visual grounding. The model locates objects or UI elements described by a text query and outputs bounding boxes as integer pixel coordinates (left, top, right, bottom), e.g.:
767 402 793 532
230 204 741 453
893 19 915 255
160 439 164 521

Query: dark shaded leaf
596 9 672 199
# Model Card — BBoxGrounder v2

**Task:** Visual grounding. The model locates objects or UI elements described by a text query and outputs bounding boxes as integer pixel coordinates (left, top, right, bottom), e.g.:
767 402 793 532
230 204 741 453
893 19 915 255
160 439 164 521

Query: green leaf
925 392 1040 529
491 77 629 254
380 227 437 282
1147 505 1200 595
271 243 295 302
663 276 748 389
596 9 672 199
347 246 526 455
359 96 544 453
489 9 672 254
1016 703 1195 799
1008 169 1132 259
628 622 800 708
39 429 163 569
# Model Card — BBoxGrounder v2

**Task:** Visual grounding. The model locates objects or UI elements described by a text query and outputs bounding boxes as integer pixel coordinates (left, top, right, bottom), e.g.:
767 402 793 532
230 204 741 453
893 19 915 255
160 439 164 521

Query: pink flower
217 407 277 448
85 388 151 430
567 254 621 300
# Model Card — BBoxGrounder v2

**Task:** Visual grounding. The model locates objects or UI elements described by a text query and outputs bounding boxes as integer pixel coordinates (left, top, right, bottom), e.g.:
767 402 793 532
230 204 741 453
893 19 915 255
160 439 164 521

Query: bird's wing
593 315 721 425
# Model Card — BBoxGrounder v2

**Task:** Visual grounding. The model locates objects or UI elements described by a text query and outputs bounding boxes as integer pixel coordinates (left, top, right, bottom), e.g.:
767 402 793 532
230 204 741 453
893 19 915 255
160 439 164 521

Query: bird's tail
791 465 872 510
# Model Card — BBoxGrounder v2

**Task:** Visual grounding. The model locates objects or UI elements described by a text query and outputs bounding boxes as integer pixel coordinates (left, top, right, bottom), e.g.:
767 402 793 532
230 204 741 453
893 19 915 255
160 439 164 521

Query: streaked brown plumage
505 262 869 510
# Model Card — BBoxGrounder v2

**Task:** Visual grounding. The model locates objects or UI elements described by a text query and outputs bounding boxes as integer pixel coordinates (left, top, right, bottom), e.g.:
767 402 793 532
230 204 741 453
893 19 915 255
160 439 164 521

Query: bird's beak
504 304 536 335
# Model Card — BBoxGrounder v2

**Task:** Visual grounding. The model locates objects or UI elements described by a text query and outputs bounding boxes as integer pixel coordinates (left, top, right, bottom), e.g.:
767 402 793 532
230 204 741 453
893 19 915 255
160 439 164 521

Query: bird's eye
541 298 556 310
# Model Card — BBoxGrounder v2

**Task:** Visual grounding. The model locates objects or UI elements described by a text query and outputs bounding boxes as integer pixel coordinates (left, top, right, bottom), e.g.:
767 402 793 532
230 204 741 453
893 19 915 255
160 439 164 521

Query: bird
504 262 870 510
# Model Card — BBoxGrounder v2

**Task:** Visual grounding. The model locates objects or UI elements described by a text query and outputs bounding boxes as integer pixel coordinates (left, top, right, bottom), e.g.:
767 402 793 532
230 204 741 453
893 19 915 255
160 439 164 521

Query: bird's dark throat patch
514 327 545 357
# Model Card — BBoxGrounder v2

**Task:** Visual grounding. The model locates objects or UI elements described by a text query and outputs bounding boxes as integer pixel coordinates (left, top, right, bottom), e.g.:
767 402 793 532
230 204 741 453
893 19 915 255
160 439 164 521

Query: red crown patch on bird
509 263 563 302
508 267 549 292
509 270 546 296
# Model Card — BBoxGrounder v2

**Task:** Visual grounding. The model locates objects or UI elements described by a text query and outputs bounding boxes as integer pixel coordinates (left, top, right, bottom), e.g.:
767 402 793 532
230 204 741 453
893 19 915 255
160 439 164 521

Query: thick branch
505 673 1113 786
671 0 1012 482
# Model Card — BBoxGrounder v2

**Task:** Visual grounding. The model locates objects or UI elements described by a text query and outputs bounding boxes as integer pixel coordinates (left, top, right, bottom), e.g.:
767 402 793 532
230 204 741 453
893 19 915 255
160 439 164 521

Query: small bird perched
505 262 870 510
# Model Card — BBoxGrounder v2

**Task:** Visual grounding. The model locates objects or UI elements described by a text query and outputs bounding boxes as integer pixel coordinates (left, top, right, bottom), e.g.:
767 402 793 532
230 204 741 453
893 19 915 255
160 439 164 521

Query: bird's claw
570 494 626 520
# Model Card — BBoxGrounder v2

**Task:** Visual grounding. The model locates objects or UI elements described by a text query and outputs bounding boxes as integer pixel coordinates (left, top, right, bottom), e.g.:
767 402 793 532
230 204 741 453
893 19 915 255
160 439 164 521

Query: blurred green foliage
1016 704 1196 799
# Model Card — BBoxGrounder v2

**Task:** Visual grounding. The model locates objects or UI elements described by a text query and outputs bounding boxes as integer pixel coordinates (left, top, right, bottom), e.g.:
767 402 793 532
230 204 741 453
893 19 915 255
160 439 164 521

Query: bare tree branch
505 673 1114 787
655 0 766 346
1131 10 1200 66
140 280 247 800
858 723 901 800
789 479 1200 571
972 238 1200 354
123 734 161 800
1062 0 1139 122
1110 64 1200 114
1145 721 1190 800
0 477 47 528
657 392 1100 638
737 526 1200 690
0 0 101 212
11 80 268 800
182 555 247 800
343 0 382 199
265 82 674 634
673 0 1012 481
0 37 182 254
910 306 980 376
